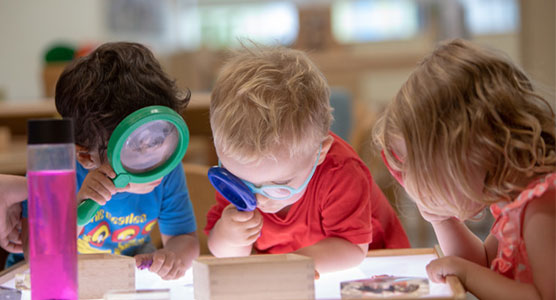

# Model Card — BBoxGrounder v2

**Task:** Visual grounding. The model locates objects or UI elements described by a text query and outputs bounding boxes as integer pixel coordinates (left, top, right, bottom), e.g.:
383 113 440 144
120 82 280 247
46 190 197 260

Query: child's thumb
231 210 254 222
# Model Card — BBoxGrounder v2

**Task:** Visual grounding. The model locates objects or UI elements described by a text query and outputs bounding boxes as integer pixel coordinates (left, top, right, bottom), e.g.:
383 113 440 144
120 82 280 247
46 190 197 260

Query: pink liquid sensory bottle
27 119 78 299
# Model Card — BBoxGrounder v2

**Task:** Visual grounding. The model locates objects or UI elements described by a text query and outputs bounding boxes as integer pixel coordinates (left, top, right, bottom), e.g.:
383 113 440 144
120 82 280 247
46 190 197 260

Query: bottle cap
27 118 74 144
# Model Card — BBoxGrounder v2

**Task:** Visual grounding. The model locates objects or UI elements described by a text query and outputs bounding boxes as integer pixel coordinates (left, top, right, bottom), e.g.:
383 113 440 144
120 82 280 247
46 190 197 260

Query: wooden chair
151 163 216 255
183 163 216 255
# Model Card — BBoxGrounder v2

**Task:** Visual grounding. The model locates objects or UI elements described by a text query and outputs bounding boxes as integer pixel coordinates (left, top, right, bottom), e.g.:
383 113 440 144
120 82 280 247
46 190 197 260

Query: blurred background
0 0 554 250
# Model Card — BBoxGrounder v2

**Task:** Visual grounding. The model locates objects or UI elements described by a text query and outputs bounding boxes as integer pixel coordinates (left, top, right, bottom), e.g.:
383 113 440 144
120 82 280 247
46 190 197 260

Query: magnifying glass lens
120 120 179 173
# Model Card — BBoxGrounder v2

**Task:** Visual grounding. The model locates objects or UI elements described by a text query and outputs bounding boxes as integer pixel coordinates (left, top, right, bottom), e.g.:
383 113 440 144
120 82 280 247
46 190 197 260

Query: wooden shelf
0 92 213 174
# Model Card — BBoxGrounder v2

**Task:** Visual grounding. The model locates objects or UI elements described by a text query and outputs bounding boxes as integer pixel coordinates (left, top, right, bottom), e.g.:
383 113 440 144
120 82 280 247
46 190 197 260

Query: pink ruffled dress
490 172 556 283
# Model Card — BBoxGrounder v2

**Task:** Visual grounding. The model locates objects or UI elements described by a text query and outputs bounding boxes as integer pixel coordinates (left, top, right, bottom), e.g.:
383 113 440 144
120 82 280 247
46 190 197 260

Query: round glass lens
120 120 179 173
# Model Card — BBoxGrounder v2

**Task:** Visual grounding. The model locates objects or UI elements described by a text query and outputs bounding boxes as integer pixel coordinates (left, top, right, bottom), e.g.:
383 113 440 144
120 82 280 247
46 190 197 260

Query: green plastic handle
77 199 101 226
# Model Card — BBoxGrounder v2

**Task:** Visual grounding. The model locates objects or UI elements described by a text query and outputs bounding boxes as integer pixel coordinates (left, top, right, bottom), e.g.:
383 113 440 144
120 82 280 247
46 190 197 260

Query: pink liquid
27 170 78 300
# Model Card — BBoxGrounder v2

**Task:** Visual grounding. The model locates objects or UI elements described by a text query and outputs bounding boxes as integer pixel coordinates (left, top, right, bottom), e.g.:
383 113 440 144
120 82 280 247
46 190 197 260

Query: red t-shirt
205 133 410 253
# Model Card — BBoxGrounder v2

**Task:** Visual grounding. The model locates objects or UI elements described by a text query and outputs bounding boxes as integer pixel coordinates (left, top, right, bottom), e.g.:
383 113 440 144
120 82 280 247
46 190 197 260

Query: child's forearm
457 258 544 300
162 233 200 270
207 229 252 257
293 237 367 273
431 218 489 266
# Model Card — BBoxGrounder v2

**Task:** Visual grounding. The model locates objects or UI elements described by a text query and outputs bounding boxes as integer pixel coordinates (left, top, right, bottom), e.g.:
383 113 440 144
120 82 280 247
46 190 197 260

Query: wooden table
0 247 465 300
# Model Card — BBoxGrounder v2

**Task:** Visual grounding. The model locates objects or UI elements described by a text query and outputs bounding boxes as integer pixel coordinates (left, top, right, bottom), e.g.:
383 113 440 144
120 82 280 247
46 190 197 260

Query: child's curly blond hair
210 45 332 163
374 39 555 218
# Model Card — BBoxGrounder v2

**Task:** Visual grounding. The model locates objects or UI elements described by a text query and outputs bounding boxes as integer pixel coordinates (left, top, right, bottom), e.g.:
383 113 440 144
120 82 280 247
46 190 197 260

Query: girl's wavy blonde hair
210 44 332 163
373 39 555 217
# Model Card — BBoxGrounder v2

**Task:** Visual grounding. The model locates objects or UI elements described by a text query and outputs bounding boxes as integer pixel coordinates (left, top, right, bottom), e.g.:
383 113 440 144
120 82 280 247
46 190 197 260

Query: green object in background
76 105 190 226
44 44 76 63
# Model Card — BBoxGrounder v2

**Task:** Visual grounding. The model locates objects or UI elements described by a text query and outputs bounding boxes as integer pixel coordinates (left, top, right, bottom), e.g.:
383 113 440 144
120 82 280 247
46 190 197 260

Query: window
460 0 519 35
331 0 421 43
177 1 298 49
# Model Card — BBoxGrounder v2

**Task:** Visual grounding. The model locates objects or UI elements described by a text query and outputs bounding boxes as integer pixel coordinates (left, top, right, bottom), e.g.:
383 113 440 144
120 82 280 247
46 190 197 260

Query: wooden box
78 253 135 299
193 254 315 300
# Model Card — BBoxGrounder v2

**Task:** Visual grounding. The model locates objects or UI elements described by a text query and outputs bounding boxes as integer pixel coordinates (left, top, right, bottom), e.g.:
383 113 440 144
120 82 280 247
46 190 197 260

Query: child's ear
75 145 96 169
317 135 334 165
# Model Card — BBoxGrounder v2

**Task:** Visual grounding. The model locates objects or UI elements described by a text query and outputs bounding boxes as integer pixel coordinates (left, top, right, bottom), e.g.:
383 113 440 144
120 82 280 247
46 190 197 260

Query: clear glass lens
261 187 292 199
120 120 179 173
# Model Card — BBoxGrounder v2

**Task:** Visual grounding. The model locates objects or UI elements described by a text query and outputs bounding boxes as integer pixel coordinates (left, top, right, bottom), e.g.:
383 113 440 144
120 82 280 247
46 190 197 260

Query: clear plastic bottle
27 119 78 299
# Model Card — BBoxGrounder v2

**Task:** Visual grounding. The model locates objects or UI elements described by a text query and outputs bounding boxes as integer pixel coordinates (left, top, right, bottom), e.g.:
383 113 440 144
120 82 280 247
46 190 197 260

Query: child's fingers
7 204 21 224
220 205 236 219
229 209 255 223
173 267 186 279
243 221 263 237
150 251 173 276
90 181 113 201
425 261 446 283
247 210 263 228
228 206 263 224
149 255 164 273
162 263 183 280
1 240 23 253
0 225 22 253
7 228 21 244
82 188 108 206
7 213 20 231
157 255 175 278
81 175 118 204
91 173 118 195
97 164 116 179
244 231 261 245
241 214 262 230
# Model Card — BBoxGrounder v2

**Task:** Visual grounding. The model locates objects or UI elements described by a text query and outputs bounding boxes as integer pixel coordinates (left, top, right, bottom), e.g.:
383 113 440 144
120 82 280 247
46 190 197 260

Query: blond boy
205 46 409 274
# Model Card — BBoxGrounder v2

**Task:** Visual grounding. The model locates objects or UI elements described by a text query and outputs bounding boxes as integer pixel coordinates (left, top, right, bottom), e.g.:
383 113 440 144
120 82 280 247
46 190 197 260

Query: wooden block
193 254 315 300
78 254 135 299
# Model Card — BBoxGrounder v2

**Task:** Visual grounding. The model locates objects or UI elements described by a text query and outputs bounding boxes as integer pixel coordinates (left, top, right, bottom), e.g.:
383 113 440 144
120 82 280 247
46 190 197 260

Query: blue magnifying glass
207 145 322 212
207 167 257 212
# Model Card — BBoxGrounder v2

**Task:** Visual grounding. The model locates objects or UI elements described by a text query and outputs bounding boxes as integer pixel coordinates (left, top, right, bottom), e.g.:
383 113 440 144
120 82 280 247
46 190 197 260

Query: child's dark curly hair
55 42 190 159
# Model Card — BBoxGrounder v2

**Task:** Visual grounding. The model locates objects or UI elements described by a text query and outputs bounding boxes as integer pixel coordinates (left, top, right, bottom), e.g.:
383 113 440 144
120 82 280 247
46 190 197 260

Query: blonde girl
374 39 555 300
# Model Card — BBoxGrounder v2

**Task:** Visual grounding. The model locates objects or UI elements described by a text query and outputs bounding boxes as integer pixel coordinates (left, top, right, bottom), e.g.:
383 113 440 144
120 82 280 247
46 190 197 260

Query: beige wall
0 0 106 101
519 0 556 103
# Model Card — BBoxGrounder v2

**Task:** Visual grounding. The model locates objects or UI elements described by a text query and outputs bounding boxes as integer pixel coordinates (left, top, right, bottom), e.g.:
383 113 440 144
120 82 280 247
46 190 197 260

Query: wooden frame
364 247 466 300
0 260 26 286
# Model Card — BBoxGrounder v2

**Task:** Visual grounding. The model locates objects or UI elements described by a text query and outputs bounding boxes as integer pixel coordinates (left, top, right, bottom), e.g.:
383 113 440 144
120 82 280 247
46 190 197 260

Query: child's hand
77 164 129 205
0 175 26 253
426 256 467 283
416 203 451 224
0 202 22 253
216 204 263 247
135 249 188 280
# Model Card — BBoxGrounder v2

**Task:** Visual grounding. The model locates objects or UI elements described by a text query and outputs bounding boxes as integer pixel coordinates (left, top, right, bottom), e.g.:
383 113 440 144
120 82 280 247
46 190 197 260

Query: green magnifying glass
76 105 189 226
